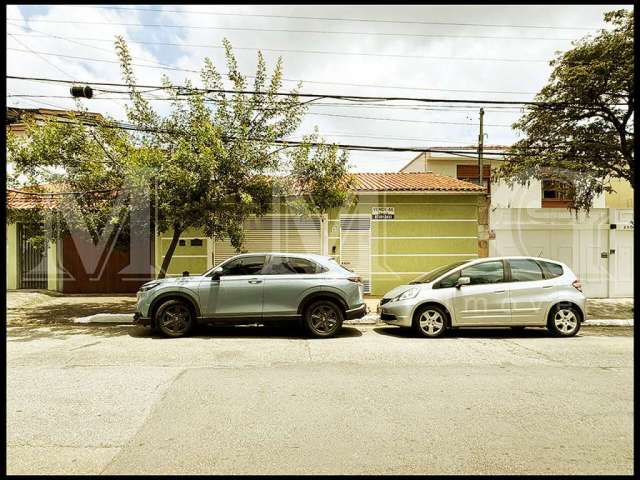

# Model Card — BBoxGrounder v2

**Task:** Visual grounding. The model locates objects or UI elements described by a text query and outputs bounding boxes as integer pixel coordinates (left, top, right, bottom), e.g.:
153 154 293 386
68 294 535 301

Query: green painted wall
47 239 60 291
154 193 482 293
7 223 18 289
155 227 210 277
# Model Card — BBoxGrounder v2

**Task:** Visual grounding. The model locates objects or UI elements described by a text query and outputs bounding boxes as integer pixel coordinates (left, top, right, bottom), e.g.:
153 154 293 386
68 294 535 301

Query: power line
5 29 540 95
6 94 515 126
6 74 600 107
6 32 551 63
63 7 601 30
6 111 501 154
3 19 580 42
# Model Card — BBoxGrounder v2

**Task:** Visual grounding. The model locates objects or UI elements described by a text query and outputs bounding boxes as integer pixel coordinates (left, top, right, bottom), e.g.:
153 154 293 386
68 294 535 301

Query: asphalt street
6 324 634 475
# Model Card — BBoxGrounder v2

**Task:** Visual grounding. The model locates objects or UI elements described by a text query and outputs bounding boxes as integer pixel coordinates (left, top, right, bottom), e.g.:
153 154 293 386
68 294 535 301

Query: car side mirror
182 271 190 277
211 267 223 280
456 276 471 288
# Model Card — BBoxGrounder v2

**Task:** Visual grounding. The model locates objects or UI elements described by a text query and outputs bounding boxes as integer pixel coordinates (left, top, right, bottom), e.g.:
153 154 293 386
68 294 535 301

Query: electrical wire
11 9 600 30
8 75 620 108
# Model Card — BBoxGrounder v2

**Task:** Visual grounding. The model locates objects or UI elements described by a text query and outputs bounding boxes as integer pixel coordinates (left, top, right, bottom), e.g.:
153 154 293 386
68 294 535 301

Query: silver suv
134 253 367 338
379 256 586 338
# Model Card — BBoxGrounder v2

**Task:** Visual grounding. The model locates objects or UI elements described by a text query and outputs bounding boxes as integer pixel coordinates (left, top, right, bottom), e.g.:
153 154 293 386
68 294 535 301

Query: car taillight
572 279 583 292
348 276 363 284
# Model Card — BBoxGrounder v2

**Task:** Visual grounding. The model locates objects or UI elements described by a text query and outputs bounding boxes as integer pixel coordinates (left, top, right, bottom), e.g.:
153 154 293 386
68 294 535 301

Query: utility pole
478 107 484 187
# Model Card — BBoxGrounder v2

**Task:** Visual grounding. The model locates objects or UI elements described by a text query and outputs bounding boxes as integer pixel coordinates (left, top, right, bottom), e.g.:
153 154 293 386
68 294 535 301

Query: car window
263 256 323 275
539 260 563 278
509 259 544 282
460 260 505 285
220 256 266 276
436 270 461 288
410 261 468 284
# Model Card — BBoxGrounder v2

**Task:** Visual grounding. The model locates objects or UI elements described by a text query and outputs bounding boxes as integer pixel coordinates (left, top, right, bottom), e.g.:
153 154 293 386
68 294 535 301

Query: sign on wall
371 207 395 220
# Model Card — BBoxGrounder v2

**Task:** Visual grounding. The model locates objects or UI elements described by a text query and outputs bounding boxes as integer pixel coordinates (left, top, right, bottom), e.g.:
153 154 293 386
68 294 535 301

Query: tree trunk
158 226 182 279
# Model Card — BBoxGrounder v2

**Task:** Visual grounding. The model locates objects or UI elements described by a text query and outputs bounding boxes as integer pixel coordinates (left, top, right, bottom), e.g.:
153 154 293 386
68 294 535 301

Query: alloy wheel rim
310 305 338 333
554 309 578 334
161 304 191 334
419 310 444 336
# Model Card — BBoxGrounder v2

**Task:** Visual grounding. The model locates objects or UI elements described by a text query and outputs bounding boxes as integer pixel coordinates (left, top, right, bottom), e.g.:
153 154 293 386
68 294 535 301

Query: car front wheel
413 305 447 338
304 300 343 338
156 299 195 338
547 304 581 337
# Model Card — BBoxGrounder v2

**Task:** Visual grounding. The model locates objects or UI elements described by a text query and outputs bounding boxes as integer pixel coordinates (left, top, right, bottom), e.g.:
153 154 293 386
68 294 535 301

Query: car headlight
392 287 420 302
139 281 161 293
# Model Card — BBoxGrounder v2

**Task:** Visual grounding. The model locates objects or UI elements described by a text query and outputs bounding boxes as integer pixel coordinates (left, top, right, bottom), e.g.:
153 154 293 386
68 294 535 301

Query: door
449 260 511 325
261 255 326 317
207 255 267 318
340 215 371 293
18 223 48 289
506 258 553 325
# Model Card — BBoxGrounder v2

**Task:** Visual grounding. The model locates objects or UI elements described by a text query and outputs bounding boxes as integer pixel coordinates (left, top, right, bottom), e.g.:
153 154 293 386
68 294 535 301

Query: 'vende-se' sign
372 207 395 219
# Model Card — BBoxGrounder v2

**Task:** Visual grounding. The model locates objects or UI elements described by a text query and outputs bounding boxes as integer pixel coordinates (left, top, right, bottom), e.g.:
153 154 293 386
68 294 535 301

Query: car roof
230 252 334 262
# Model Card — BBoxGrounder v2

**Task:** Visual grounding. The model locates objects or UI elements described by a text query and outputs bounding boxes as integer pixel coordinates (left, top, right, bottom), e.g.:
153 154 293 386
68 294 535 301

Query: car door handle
493 290 505 294
248 279 263 284
542 285 553 289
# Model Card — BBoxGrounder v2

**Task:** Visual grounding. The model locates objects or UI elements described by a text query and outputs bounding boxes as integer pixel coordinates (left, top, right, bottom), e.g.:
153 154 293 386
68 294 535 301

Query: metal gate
18 223 48 289
212 214 323 265
340 214 372 293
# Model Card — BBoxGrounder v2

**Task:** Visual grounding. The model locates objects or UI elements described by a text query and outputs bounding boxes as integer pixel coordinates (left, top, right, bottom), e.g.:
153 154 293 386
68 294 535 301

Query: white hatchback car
379 256 586 338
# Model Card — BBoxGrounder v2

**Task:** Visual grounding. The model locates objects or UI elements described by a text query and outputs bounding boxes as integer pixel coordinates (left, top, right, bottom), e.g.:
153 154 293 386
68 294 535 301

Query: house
401 148 634 298
6 173 487 296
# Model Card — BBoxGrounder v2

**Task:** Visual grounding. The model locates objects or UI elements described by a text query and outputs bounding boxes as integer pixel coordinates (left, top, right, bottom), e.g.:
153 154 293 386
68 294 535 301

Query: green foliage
7 39 354 278
7 111 133 246
286 128 357 216
494 9 634 211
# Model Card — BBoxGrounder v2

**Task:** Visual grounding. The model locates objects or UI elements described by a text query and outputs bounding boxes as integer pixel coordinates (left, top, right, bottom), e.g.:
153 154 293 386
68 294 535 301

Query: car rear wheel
156 299 195 338
413 305 447 338
304 300 343 338
547 304 581 337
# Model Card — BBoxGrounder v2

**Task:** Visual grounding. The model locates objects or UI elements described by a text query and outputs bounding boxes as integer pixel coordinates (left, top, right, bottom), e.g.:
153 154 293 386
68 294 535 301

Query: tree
7 39 355 279
7 110 135 248
286 129 357 247
114 37 313 277
494 9 634 211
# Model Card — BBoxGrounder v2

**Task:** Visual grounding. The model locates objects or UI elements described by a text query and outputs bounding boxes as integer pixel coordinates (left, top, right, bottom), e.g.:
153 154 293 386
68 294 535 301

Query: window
263 256 324 275
538 260 563 278
190 239 203 246
414 261 468 285
457 165 491 192
220 256 266 276
542 179 574 208
460 260 504 285
436 270 461 288
508 259 544 282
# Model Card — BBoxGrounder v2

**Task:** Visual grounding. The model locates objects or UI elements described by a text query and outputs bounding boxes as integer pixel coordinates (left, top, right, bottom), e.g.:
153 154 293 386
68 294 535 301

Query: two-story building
401 147 634 298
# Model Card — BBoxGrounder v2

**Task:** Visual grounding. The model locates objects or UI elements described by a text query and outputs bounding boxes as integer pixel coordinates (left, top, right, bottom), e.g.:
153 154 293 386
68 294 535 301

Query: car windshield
409 261 469 284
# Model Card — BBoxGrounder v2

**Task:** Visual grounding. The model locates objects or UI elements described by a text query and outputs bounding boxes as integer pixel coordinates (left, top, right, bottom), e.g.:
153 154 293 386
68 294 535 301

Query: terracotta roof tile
7 184 68 210
7 173 484 210
352 172 485 192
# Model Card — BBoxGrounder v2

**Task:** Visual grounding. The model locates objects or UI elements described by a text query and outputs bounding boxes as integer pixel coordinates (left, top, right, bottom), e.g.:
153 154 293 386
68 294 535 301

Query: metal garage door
340 214 371 293
213 215 322 265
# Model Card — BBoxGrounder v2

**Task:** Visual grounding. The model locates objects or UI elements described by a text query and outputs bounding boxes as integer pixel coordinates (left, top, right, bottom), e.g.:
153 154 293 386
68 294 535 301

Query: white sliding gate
490 208 633 298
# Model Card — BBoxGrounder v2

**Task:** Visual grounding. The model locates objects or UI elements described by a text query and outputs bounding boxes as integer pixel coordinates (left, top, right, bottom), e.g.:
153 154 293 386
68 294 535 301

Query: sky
5 4 632 172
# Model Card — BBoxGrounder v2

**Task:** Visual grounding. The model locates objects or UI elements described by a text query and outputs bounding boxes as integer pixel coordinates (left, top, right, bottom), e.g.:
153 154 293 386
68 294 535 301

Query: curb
73 314 634 327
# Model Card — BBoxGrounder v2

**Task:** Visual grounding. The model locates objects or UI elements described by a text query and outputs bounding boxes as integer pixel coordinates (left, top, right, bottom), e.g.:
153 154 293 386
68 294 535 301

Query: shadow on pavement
7 323 362 342
8 299 137 326
374 326 556 339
